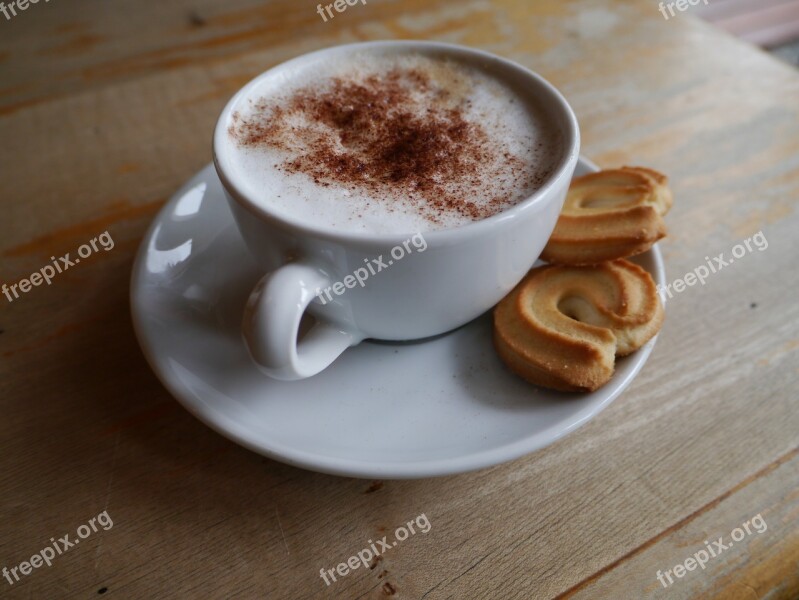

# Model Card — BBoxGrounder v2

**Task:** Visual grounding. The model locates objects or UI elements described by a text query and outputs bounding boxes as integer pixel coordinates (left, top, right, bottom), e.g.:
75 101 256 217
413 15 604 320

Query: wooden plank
559 448 799 599
0 0 455 114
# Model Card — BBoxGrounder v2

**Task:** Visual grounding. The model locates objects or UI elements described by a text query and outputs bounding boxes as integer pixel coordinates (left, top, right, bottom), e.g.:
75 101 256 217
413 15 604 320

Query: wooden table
1 1 797 598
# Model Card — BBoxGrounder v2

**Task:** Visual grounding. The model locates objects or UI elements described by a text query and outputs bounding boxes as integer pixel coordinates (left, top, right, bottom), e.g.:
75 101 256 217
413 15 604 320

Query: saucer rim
130 157 665 479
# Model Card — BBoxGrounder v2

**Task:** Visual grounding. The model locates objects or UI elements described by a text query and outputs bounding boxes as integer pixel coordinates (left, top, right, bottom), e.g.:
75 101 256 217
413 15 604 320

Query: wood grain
1 0 797 598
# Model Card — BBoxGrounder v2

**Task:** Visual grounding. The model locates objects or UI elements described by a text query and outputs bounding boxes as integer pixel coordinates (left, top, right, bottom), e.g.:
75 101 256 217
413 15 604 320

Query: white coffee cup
213 40 580 380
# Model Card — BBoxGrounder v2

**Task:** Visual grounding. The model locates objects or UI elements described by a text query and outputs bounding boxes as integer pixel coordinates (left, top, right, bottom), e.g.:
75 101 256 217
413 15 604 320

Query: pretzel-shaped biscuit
493 259 663 392
541 166 673 265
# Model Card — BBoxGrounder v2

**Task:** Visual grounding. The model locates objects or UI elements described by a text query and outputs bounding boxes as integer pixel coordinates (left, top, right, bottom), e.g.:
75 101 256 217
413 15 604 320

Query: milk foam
226 52 562 234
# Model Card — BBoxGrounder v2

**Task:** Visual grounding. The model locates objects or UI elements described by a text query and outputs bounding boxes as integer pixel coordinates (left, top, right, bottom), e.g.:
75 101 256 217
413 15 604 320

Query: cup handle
242 262 359 380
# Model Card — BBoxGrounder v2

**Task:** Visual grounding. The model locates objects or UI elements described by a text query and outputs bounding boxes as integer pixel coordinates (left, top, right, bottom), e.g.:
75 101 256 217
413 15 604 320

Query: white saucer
131 157 665 479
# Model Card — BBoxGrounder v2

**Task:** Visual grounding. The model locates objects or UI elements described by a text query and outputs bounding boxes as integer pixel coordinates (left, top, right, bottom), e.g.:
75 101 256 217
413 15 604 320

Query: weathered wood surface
1 0 797 598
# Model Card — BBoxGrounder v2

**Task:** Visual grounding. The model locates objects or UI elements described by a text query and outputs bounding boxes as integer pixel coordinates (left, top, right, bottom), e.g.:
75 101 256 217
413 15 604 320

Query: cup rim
213 40 580 244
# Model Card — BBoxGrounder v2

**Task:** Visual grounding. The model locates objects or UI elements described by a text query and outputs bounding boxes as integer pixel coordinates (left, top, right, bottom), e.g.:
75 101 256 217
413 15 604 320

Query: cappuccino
226 53 564 234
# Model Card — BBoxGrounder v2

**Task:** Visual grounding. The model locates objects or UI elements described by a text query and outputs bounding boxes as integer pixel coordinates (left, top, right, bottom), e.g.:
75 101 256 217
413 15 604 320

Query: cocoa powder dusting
229 66 547 225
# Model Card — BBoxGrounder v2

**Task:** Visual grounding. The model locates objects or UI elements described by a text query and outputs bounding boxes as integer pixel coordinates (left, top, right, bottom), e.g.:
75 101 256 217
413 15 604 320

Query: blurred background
696 0 799 65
